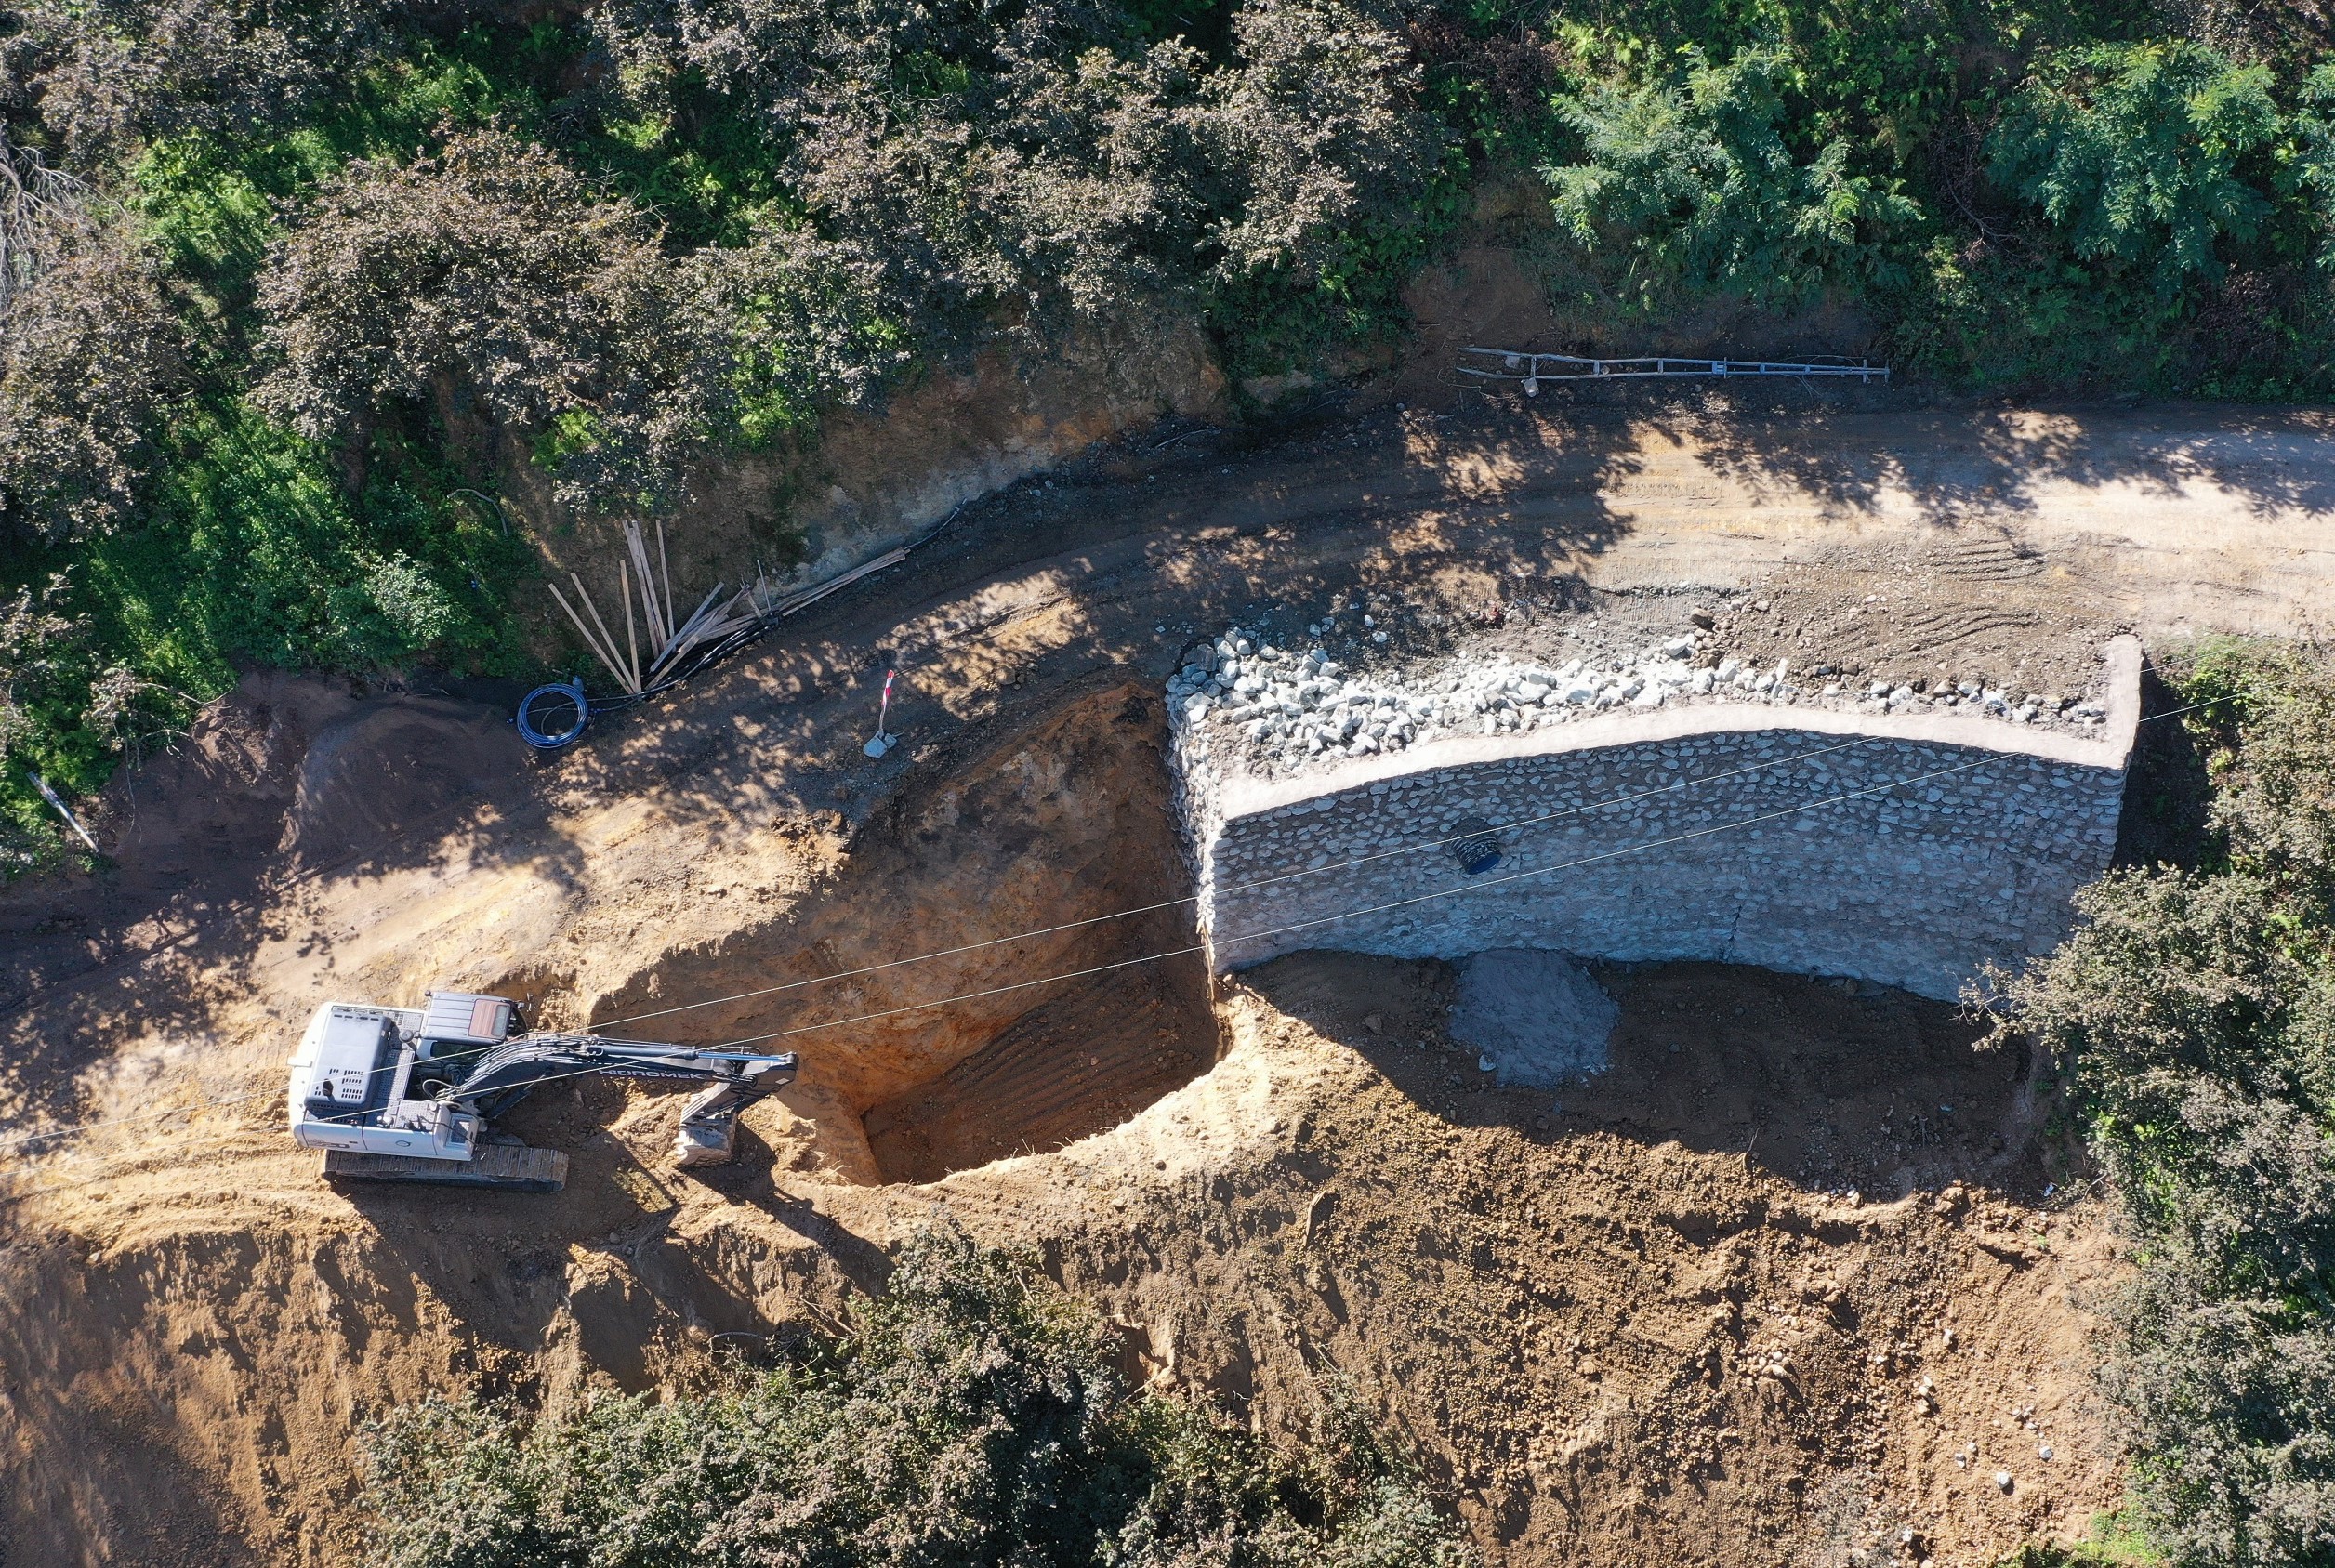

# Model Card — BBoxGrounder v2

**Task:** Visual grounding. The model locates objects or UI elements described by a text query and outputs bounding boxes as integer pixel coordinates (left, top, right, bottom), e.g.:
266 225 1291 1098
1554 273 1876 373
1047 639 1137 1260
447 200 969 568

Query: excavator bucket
672 1078 750 1167
674 1123 735 1168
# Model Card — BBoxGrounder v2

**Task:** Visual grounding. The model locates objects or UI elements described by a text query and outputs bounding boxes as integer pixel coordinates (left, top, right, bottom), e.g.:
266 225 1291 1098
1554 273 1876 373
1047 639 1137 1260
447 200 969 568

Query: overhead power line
590 733 1890 1031
0 699 2190 1180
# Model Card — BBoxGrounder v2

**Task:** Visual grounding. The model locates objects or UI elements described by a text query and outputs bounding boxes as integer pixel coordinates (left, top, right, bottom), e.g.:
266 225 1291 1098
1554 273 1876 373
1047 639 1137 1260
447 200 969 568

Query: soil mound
1450 948 1617 1087
279 696 528 868
102 672 362 875
1031 950 2119 1568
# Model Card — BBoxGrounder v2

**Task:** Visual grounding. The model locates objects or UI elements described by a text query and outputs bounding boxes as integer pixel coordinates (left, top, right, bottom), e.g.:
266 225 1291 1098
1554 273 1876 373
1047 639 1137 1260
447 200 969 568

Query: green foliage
2177 639 2335 911
1543 45 1922 308
0 389 534 863
1984 642 2335 1567
361 1219 1472 1568
1997 1517 2164 1566
1526 10 2335 398
1986 42 2284 293
256 126 735 513
0 228 184 541
2290 66 2335 274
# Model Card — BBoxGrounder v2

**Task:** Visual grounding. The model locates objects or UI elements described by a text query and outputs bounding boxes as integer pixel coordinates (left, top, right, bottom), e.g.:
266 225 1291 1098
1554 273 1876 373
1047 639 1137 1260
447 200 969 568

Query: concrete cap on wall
1210 635 2144 827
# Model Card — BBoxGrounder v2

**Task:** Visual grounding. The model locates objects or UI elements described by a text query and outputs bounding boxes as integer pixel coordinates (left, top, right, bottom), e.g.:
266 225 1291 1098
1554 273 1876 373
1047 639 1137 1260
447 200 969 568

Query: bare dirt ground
0 391 2329 1565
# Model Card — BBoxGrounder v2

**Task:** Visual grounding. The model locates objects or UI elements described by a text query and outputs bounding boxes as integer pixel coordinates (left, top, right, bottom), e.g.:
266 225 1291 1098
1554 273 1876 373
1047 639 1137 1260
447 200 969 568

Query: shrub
361 1219 1472 1568
2178 639 2335 914
1994 867 2335 1289
0 224 182 542
255 127 732 514
1542 45 1923 309
0 569 188 860
1985 42 2285 295
1196 0 1445 283
11 0 387 170
1983 643 2335 1567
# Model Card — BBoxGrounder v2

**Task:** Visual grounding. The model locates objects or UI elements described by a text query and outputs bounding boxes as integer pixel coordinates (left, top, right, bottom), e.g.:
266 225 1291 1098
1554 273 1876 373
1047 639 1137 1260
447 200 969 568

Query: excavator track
321 1142 568 1192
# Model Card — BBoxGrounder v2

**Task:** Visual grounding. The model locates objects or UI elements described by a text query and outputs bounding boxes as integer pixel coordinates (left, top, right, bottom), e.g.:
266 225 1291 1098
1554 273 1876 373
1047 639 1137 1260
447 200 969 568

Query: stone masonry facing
1177 638 2142 1002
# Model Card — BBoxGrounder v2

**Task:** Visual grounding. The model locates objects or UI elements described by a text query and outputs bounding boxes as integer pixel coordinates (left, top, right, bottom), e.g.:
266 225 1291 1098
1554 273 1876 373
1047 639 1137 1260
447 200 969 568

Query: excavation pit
587 679 1220 1186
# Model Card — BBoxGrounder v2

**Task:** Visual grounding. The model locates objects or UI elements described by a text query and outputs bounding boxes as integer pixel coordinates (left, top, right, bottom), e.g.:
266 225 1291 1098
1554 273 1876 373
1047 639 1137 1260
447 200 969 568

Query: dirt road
0 393 2326 1565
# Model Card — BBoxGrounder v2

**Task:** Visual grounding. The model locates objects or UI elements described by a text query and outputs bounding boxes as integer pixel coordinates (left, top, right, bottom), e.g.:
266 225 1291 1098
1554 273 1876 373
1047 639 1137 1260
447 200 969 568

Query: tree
2294 65 2335 275
1542 46 1921 308
602 0 1212 373
1194 0 1446 283
255 128 732 514
10 0 385 170
601 0 1442 400
362 1219 1472 1568
0 226 181 541
1981 644 2335 1567
1985 42 2283 294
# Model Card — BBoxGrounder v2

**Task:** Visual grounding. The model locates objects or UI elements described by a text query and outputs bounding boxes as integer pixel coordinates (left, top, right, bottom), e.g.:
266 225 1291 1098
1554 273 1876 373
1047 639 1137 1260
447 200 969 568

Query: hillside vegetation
360 1219 1471 1568
0 0 2329 858
1985 641 2335 1568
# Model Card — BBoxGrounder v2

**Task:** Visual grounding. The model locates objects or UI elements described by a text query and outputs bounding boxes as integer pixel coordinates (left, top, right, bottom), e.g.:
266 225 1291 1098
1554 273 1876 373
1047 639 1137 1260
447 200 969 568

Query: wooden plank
571 573 637 694
655 519 676 645
621 560 641 692
626 521 667 647
547 581 635 692
774 547 909 617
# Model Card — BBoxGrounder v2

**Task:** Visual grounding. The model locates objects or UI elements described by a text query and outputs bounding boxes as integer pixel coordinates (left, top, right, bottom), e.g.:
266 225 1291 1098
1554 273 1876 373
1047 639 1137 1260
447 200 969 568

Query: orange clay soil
12 393 2334 1564
0 679 2118 1568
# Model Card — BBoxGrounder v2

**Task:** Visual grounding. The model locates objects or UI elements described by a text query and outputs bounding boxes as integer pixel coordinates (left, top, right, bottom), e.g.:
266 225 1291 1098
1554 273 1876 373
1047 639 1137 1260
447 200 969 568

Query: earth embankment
2 396 2329 1565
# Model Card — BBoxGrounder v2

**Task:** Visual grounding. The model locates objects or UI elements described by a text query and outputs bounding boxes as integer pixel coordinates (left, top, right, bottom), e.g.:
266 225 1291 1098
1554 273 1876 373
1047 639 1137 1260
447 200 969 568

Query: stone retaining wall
1181 638 2141 1001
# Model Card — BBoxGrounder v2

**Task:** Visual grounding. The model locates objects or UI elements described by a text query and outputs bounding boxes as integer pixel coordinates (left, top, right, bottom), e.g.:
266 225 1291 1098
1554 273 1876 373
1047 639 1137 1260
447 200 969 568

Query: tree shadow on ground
1517 381 2335 524
0 679 587 1141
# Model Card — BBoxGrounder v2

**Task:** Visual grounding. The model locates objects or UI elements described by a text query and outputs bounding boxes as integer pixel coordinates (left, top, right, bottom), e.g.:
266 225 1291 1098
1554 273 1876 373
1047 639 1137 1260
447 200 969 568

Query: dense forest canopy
0 0 2328 856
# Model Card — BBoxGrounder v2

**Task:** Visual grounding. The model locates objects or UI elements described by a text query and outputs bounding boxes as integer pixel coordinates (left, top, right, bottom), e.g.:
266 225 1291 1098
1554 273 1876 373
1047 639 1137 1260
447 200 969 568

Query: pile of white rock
1166 624 2109 776
1167 628 1725 766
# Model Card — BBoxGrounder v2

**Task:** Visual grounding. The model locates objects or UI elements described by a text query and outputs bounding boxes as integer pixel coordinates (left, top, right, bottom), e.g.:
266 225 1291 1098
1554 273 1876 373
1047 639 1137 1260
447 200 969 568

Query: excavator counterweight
284 991 797 1192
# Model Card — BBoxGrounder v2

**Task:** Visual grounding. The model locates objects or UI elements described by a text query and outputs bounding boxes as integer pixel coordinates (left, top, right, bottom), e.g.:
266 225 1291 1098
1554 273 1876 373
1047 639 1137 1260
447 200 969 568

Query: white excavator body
285 993 508 1161
284 990 797 1191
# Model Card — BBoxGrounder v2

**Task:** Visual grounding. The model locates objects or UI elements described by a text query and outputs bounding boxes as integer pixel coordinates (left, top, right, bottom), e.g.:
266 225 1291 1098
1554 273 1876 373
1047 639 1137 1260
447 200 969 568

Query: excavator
284 990 798 1192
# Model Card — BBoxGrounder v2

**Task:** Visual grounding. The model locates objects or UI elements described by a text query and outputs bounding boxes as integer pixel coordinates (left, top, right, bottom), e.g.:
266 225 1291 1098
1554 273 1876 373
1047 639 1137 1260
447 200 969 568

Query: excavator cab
284 995 499 1162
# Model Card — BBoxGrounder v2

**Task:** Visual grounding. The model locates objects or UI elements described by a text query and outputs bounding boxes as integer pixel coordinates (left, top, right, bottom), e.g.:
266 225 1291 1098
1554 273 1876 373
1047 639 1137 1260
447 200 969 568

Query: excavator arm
286 991 799 1192
442 1034 798 1166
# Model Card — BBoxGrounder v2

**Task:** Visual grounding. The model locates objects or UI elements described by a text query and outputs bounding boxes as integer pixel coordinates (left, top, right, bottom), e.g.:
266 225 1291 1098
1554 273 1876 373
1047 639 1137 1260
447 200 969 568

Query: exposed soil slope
1009 953 2121 1568
1 395 2328 1565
